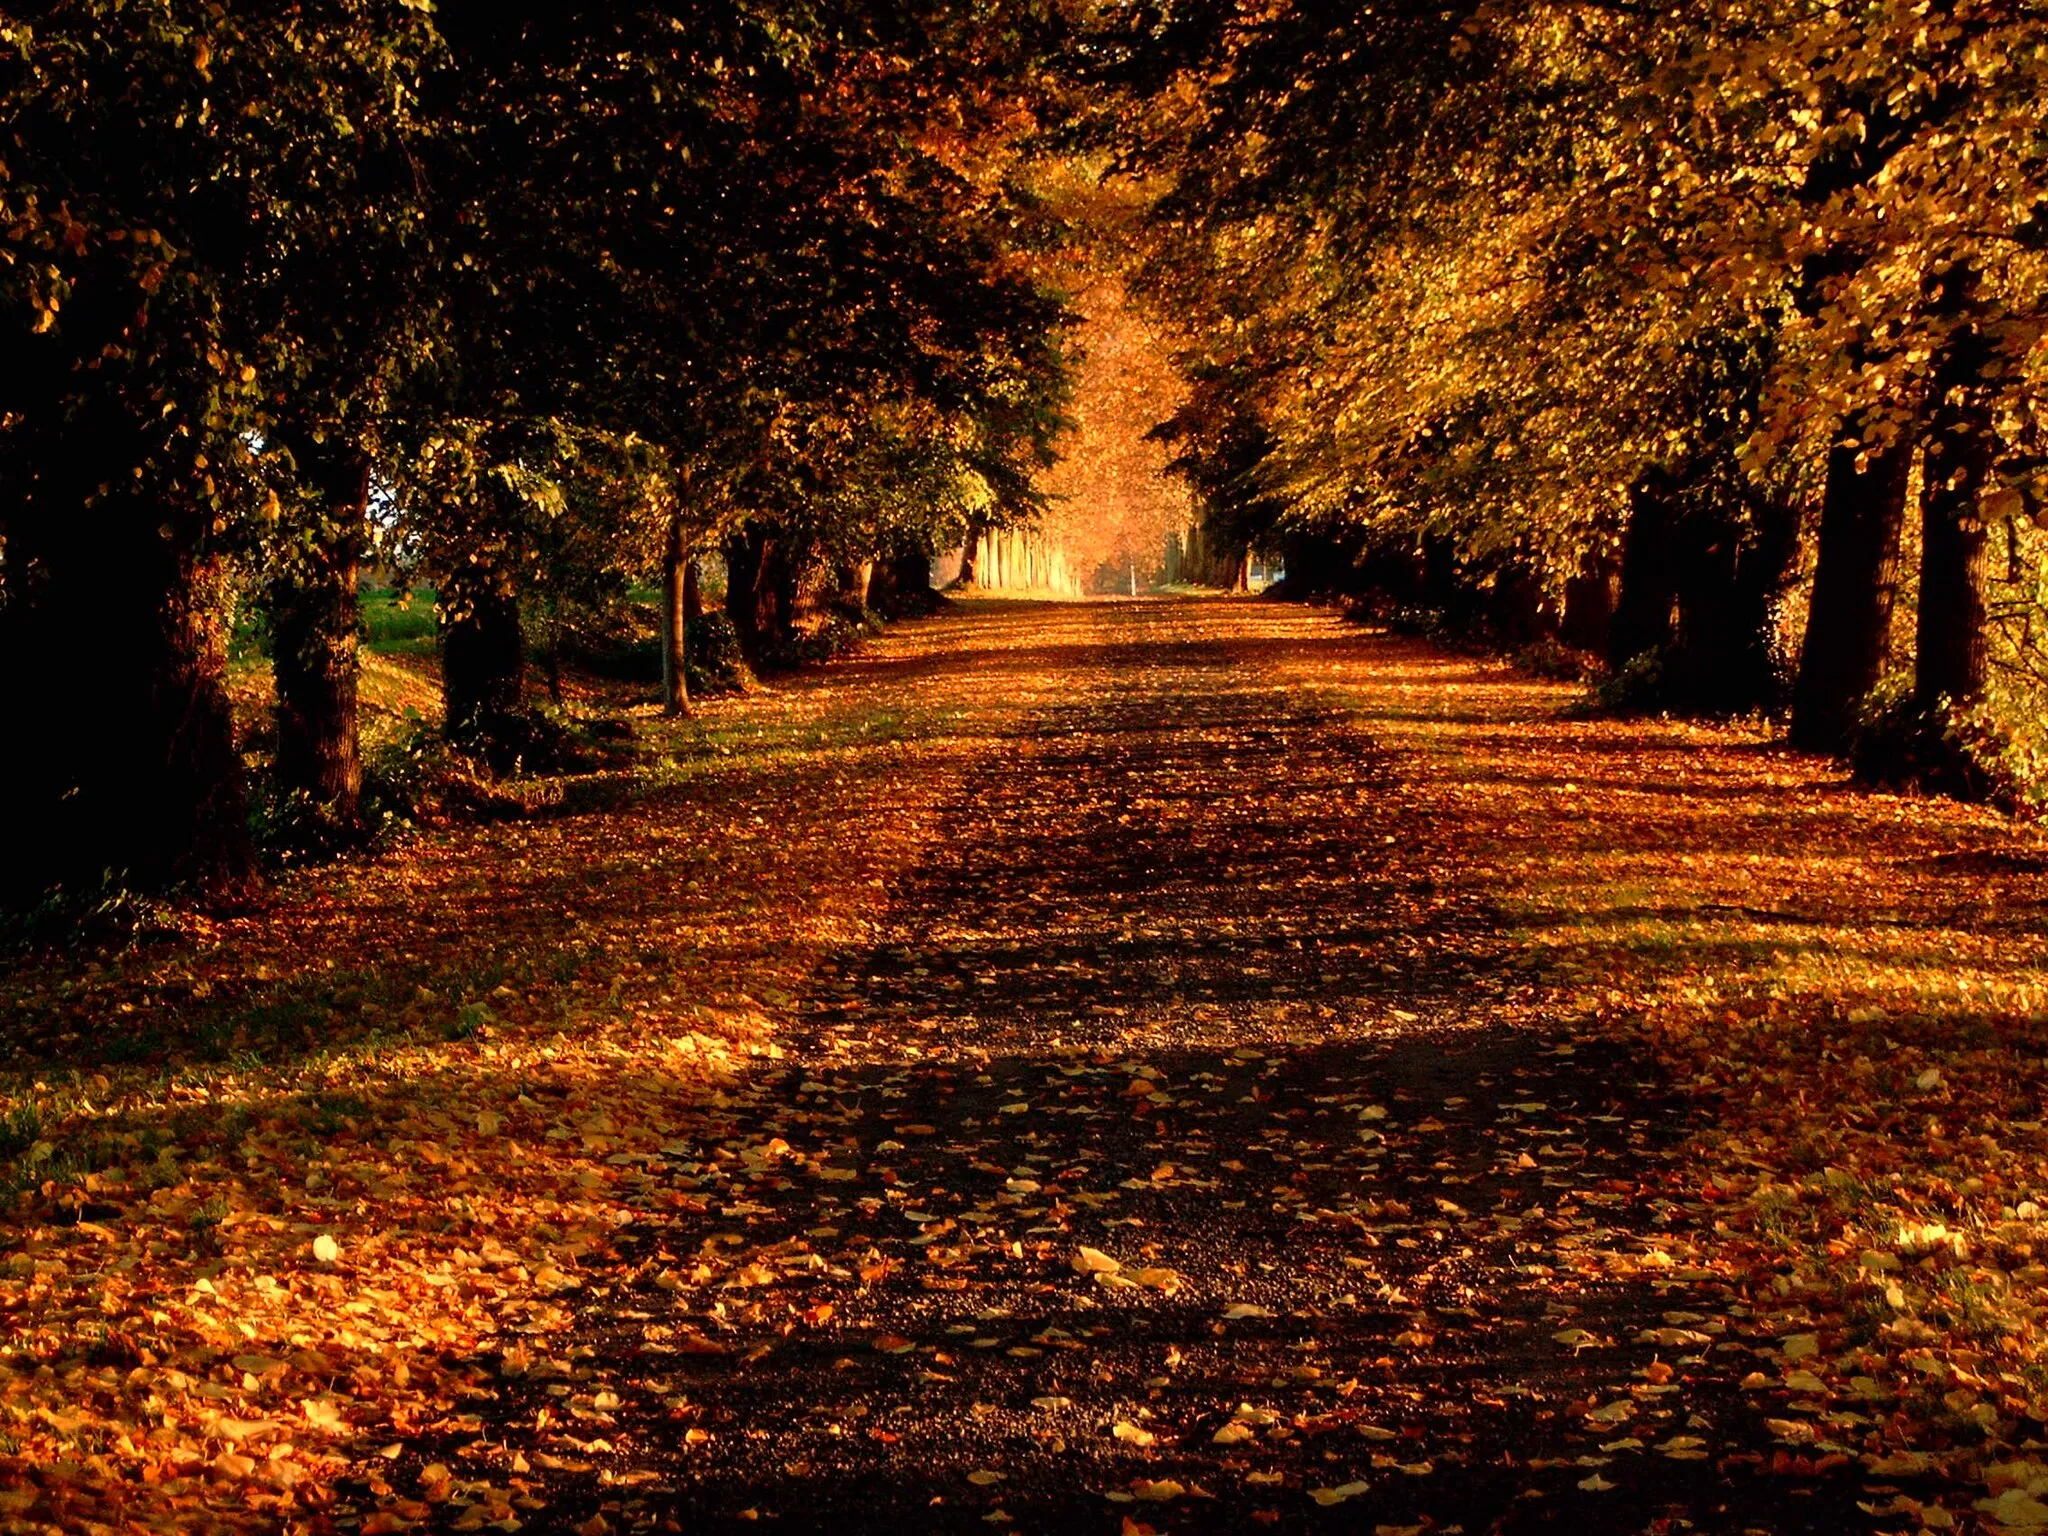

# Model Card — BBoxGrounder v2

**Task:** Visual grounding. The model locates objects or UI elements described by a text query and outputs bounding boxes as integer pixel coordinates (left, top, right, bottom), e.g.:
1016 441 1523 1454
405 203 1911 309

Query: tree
419 0 1071 691
1098 0 2047 754
0 0 436 901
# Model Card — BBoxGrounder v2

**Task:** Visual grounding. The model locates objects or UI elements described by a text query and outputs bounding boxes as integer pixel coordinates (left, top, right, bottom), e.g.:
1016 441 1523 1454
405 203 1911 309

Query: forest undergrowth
4 597 2048 1534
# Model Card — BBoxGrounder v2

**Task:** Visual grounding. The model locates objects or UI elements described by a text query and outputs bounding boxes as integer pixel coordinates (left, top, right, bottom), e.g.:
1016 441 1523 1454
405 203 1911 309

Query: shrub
1586 649 1672 717
1511 637 1598 682
558 603 661 683
1849 680 2045 811
686 611 746 695
0 875 185 955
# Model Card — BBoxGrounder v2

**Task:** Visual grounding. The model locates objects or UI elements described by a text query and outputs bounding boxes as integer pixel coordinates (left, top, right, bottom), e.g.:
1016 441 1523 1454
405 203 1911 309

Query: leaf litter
3 597 2047 1532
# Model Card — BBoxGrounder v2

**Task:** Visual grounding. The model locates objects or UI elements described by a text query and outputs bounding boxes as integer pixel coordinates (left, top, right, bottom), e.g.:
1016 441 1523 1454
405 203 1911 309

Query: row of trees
0 1 1076 906
1103 1 2047 770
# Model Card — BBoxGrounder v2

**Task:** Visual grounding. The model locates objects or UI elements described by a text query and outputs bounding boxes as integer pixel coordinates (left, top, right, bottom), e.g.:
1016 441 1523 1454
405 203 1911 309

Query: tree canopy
1104 0 2048 768
0 0 1079 902
3 0 2046 904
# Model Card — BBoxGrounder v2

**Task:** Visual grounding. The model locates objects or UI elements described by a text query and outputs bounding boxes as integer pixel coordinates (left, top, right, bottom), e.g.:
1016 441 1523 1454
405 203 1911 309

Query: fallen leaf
1309 1481 1370 1506
1073 1246 1122 1276
1131 1479 1185 1502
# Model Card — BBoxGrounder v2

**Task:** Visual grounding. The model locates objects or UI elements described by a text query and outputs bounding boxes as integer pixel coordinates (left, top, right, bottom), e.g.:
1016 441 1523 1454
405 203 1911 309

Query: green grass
362 586 438 657
0 1102 42 1163
230 585 438 664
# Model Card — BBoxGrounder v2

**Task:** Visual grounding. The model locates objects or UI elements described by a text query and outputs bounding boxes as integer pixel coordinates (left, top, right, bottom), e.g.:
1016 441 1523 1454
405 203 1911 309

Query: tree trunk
151 550 257 896
870 546 935 617
1723 496 1804 715
1421 534 1462 618
1490 562 1552 646
542 616 564 706
440 570 524 742
151 550 254 898
683 553 703 621
1609 472 1680 670
1357 539 1423 606
1662 490 1801 716
725 524 801 664
660 509 690 716
1561 555 1616 654
1790 425 1915 750
268 452 368 829
836 559 874 613
1669 509 1745 710
957 514 988 588
1915 395 1994 714
724 526 766 664
767 536 805 646
1 516 255 905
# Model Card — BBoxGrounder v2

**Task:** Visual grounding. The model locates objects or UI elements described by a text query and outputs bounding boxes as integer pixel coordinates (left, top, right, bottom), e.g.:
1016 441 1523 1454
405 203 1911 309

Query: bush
1356 600 1454 643
359 720 448 826
247 719 450 867
686 611 746 695
1966 716 2048 816
0 876 186 955
1846 680 2042 808
1511 637 1598 682
249 784 369 867
748 608 881 674
450 705 602 777
558 603 661 683
1586 649 1672 717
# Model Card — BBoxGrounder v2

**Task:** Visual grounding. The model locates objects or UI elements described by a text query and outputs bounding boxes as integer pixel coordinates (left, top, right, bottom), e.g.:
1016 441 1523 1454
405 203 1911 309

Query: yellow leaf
211 1416 280 1443
1131 1479 1185 1502
303 1397 349 1430
1310 1482 1369 1505
1073 1246 1121 1276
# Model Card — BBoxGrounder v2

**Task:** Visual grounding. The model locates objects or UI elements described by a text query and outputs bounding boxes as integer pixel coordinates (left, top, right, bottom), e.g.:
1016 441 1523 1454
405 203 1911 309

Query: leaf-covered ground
6 596 2048 1534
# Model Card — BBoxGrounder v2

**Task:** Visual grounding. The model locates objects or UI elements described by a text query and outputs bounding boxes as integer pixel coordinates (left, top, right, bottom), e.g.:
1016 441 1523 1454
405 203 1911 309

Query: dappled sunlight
7 600 2048 1533
5 2 2043 1532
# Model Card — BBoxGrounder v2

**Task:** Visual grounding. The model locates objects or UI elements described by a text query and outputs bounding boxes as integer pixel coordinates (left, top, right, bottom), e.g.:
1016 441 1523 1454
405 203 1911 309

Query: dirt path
13 594 2045 1535
418 599 1876 1535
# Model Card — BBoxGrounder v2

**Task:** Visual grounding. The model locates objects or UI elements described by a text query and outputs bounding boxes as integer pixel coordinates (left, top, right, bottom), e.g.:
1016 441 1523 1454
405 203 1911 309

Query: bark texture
440 571 525 743
1915 396 1994 715
724 525 804 664
956 513 988 588
0 513 255 904
661 511 690 717
268 452 369 828
1561 557 1616 655
869 547 938 618
1790 427 1915 750
1670 496 1802 715
1609 474 1680 671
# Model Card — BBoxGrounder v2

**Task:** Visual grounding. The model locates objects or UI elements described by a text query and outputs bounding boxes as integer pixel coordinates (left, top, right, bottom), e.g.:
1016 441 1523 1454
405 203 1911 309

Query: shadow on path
449 601 1872 1535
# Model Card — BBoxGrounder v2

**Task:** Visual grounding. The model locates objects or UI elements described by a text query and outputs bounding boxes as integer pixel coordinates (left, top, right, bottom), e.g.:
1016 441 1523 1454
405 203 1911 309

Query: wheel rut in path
467 599 1864 1535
